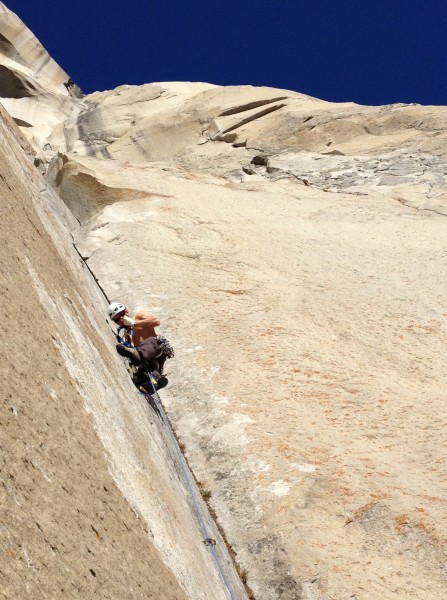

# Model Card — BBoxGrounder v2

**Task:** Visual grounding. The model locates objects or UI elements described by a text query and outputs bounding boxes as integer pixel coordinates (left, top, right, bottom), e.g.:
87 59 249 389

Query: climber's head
107 302 127 323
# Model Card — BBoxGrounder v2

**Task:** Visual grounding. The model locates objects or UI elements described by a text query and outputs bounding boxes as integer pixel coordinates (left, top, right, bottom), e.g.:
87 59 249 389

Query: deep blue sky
4 0 447 106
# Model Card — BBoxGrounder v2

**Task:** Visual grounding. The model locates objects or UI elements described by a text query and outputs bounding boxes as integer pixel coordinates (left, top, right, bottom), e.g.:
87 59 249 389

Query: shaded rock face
0 103 247 600
2 4 447 600
0 105 183 600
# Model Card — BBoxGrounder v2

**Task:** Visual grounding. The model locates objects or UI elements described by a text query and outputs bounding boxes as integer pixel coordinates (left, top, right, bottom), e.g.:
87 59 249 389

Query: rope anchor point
203 538 217 546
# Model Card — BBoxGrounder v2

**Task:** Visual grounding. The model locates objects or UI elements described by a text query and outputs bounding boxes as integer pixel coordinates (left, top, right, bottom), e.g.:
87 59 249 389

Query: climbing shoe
136 376 168 395
156 376 168 391
116 344 141 366
131 367 147 386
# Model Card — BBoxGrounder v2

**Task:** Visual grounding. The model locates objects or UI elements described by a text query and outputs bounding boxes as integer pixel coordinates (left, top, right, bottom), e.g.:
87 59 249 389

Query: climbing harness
116 328 174 359
141 374 237 600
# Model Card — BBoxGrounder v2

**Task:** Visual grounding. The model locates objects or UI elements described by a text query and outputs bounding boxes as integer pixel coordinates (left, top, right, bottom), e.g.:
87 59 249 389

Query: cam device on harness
156 335 175 359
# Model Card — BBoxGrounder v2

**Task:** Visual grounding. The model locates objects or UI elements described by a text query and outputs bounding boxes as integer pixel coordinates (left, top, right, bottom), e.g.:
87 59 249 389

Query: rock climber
107 301 174 391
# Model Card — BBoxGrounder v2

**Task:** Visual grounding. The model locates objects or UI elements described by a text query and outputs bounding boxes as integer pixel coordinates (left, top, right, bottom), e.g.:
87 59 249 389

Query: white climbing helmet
107 302 126 321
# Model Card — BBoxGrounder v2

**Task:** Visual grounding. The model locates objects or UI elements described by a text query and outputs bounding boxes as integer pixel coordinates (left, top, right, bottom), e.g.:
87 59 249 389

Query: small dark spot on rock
251 155 268 166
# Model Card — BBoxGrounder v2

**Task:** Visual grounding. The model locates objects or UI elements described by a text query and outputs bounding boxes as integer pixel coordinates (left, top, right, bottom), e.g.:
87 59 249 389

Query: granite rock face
0 100 246 600
0 2 84 171
2 3 447 600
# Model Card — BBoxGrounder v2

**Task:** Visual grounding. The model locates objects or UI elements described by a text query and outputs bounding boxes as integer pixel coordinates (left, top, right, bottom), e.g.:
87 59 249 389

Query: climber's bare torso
132 310 160 345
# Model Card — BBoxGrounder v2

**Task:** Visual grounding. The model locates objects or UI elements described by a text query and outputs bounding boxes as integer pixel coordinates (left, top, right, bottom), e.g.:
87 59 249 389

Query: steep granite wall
0 103 246 599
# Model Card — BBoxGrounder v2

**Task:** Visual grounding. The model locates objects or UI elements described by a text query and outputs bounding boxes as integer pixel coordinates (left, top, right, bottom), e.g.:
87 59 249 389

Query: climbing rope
142 373 238 600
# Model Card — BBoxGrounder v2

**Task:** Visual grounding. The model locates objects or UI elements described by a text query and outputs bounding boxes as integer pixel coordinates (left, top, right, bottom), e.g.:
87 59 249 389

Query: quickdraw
116 326 134 347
